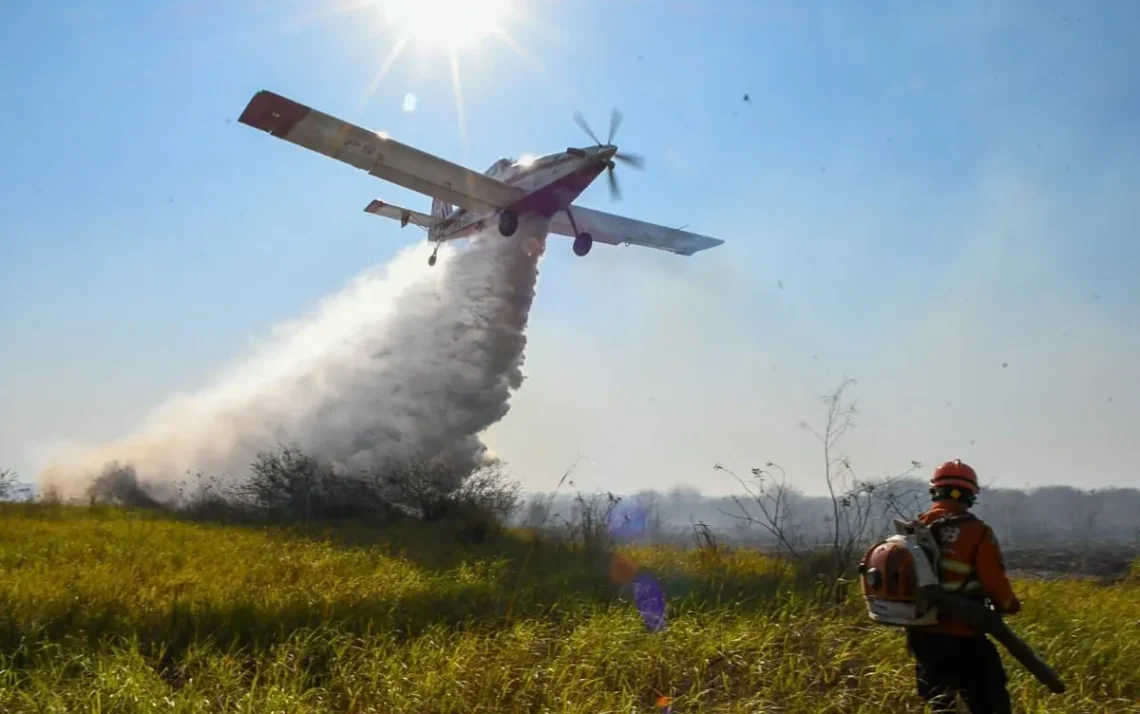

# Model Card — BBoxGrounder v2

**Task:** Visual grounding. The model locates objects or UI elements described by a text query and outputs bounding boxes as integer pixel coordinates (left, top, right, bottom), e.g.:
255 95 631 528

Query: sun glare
331 0 548 158
377 0 511 50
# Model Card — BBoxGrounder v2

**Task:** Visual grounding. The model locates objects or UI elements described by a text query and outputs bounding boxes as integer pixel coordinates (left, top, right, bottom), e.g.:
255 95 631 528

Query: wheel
573 232 593 257
428 253 437 266
498 210 519 237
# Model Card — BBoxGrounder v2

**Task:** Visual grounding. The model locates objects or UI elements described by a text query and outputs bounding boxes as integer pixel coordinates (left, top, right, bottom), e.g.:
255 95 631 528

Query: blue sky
2 1 1139 494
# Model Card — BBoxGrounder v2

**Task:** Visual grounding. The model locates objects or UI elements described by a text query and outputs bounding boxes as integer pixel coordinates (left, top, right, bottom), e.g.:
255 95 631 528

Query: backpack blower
857 519 1066 694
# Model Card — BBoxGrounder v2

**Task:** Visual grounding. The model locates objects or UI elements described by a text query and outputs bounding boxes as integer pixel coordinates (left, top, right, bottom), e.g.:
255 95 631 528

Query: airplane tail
428 198 453 240
431 198 453 220
363 199 437 234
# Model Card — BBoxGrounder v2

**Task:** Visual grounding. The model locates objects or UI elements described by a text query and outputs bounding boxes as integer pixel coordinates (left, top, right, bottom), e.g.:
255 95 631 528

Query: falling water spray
39 221 548 500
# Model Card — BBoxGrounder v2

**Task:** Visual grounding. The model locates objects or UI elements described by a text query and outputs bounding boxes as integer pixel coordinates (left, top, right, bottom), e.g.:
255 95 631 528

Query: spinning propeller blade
571 108 645 201
607 164 621 201
573 112 602 146
607 108 623 145
614 152 644 170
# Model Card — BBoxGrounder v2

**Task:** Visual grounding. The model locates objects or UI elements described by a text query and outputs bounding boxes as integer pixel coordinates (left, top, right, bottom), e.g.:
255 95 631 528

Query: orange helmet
931 459 979 494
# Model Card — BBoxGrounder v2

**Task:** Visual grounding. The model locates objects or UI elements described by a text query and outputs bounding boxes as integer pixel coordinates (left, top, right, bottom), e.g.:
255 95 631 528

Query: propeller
572 111 602 146
571 108 645 201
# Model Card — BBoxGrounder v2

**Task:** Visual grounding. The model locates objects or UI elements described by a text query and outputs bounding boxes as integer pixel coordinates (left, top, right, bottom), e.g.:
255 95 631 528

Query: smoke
38 220 548 499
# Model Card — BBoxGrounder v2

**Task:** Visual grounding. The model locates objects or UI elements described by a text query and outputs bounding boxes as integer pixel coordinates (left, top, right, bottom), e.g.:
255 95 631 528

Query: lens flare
608 552 639 585
633 573 666 632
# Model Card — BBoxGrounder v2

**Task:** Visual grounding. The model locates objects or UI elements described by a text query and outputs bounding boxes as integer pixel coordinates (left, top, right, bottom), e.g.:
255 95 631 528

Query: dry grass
0 503 1136 713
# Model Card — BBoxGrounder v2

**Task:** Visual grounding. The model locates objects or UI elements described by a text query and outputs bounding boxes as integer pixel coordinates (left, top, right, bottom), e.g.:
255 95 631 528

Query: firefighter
906 459 1022 714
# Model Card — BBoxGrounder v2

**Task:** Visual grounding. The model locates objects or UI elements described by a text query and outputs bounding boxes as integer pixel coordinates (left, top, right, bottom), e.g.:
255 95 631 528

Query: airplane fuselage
430 145 616 240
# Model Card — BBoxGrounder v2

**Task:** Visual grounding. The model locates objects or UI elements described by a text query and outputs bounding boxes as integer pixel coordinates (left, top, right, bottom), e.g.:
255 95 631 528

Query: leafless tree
635 490 666 540
1070 488 1108 552
844 460 927 538
799 378 860 572
557 490 623 552
720 378 923 602
980 488 1022 551
522 496 551 528
452 457 522 522
716 461 805 559
825 458 925 574
0 468 18 501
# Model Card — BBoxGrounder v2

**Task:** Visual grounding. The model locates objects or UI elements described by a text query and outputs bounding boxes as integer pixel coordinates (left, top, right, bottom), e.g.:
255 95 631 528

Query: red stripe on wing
238 90 311 138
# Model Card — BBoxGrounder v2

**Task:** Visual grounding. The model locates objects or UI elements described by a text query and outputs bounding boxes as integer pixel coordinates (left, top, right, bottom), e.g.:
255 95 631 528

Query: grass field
0 504 1136 713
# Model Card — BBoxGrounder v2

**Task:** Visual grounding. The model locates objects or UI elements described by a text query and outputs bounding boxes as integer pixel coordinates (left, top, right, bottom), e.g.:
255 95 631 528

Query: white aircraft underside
238 90 724 266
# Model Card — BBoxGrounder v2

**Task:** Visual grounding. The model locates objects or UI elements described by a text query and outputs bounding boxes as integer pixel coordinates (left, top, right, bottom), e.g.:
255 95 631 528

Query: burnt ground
1004 543 1138 582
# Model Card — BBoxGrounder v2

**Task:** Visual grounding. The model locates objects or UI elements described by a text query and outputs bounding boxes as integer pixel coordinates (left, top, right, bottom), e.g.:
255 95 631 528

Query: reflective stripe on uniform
939 558 972 575
938 557 983 592
938 576 983 591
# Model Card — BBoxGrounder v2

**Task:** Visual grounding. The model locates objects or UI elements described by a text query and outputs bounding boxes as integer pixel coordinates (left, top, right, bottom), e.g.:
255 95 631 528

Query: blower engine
858 519 1066 694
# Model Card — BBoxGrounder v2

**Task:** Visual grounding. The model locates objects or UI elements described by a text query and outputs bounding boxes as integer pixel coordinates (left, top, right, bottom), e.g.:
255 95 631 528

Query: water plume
39 221 548 500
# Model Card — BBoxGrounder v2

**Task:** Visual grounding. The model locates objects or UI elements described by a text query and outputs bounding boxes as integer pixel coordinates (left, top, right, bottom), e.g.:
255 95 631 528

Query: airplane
237 90 725 266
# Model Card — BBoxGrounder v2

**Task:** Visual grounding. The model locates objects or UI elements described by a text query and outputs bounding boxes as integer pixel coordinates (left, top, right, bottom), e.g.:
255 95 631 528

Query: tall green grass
0 503 1135 712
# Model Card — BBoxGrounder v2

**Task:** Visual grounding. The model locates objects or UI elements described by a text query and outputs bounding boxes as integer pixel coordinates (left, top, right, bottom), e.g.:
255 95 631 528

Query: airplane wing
548 206 724 256
363 199 438 229
238 90 524 214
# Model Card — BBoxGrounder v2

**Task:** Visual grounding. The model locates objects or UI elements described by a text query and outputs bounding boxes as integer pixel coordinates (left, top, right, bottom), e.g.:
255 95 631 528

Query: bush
85 463 168 509
74 444 524 535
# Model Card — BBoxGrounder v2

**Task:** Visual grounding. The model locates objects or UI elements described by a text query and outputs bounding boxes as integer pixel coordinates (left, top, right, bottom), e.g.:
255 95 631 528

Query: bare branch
0 468 19 501
715 462 803 559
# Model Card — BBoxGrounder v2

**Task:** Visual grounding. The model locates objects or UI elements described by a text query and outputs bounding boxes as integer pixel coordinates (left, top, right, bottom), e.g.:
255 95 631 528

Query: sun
376 0 512 51
331 0 548 157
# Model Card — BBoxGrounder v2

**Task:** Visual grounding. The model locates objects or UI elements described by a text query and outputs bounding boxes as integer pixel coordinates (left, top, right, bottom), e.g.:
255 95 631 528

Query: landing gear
498 210 519 237
564 208 593 257
428 240 440 266
573 232 593 256
428 252 437 267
